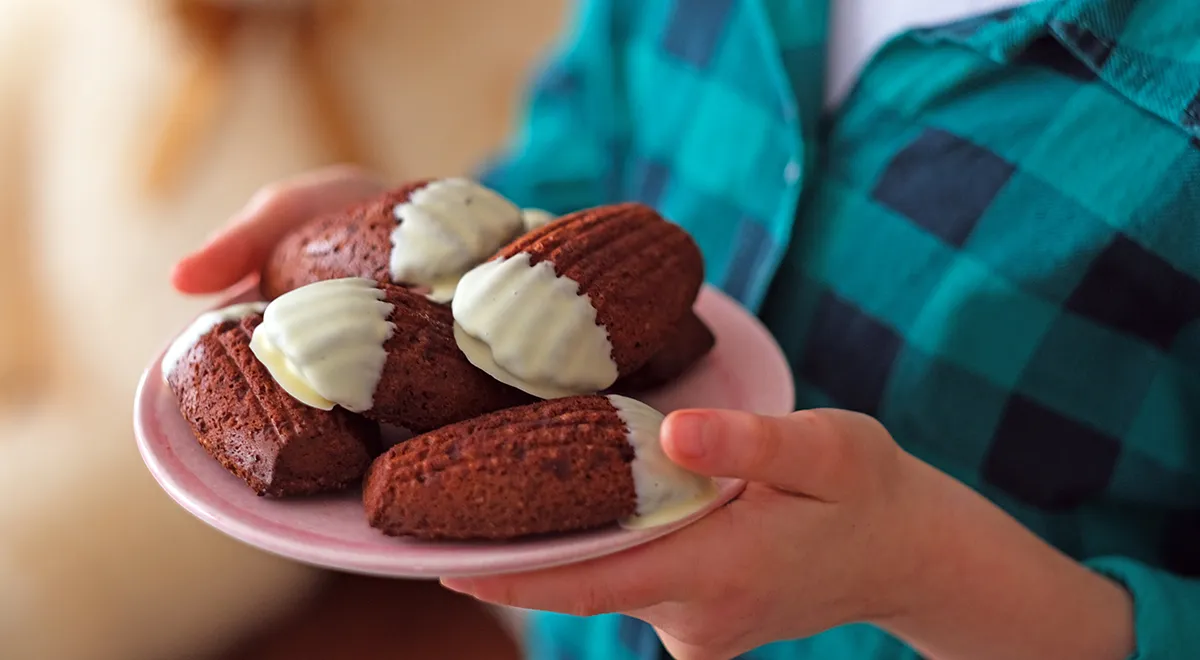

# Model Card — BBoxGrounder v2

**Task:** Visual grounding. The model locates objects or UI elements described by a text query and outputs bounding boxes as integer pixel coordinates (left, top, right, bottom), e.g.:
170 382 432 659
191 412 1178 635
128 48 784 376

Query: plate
134 283 795 578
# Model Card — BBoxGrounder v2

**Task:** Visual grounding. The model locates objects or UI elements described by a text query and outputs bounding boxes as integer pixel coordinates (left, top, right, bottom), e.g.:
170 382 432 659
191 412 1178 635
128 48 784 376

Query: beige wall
0 0 568 408
0 2 568 658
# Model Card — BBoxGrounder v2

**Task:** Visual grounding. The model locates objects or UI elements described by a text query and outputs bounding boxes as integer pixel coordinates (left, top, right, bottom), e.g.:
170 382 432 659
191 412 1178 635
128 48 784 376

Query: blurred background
0 0 566 658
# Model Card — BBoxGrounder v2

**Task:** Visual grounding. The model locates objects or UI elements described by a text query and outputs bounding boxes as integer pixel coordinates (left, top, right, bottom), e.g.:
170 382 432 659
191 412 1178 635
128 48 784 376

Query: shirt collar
911 0 1200 139
1045 0 1200 138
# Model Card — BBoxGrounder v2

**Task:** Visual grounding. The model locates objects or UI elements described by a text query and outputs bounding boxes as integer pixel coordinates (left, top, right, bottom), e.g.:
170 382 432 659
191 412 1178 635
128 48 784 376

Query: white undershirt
827 0 1024 106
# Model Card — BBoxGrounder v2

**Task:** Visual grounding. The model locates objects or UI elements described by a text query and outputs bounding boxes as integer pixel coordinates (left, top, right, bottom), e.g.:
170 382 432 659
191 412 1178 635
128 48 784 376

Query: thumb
660 408 884 500
171 165 386 295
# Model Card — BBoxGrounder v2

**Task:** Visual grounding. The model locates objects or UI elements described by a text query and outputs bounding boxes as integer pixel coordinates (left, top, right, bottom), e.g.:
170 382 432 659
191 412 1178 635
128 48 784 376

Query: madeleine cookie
261 178 525 302
248 278 533 433
451 203 704 399
163 305 381 497
612 310 715 393
362 394 718 540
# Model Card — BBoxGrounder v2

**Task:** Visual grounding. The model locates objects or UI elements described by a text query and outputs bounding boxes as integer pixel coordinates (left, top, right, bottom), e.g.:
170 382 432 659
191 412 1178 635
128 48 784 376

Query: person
171 0 1200 658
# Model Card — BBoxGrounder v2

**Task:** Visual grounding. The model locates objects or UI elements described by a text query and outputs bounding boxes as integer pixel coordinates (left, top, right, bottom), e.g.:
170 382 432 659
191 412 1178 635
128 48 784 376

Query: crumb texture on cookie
162 302 268 381
451 252 619 399
260 181 430 300
390 178 524 302
362 395 638 540
168 316 381 497
250 278 395 412
363 284 534 433
611 310 715 393
607 394 719 529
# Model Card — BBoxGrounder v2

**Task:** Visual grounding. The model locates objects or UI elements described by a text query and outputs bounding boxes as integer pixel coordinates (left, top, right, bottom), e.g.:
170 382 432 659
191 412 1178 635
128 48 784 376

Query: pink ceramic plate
134 283 794 578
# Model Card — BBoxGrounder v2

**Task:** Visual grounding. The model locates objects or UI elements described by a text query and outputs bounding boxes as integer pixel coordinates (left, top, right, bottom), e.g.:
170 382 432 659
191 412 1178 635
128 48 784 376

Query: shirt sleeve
475 0 625 215
1085 556 1200 659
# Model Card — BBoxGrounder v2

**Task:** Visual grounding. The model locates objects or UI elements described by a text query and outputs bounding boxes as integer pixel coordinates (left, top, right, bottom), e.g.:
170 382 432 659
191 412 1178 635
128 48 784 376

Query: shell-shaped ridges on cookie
261 180 432 299
386 396 634 469
363 395 638 540
495 203 704 373
167 316 380 497
161 301 268 381
496 203 698 288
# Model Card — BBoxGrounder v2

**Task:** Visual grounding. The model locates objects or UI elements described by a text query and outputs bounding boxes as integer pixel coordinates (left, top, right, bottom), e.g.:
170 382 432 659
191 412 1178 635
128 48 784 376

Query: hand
171 165 387 295
444 406 1137 660
442 408 938 660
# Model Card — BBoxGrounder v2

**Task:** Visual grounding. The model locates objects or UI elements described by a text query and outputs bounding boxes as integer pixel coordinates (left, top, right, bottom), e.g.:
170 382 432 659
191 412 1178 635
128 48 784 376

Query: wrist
862 453 957 628
867 457 1134 660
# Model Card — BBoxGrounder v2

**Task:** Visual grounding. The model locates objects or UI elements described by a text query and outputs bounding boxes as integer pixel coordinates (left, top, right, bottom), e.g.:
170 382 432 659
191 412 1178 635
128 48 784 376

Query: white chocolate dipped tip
520 208 557 233
249 278 395 412
162 302 268 381
390 178 524 302
424 274 466 304
606 395 720 529
451 252 619 399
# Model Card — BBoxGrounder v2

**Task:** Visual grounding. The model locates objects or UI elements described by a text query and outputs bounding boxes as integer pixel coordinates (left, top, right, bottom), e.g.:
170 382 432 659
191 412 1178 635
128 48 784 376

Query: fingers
661 408 888 501
171 165 387 295
441 505 743 616
440 545 680 616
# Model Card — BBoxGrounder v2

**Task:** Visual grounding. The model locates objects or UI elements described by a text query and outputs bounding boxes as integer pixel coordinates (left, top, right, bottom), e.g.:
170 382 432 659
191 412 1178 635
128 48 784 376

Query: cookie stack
163 179 718 540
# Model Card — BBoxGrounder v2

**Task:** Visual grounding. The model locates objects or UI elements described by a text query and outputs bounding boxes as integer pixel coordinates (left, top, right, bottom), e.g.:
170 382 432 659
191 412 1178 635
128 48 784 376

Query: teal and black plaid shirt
480 0 1200 657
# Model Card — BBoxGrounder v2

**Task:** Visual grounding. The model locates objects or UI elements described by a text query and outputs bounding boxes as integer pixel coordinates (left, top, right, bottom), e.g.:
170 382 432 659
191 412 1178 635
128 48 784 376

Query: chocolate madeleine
248 278 533 434
612 310 715 393
261 178 524 303
163 305 381 497
362 394 718 540
451 203 705 399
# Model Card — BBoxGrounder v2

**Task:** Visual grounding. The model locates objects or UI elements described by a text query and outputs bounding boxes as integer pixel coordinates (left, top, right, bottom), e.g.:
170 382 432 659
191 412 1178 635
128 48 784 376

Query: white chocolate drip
607 395 720 529
249 278 395 412
390 178 523 303
451 252 619 399
520 208 557 233
162 302 268 380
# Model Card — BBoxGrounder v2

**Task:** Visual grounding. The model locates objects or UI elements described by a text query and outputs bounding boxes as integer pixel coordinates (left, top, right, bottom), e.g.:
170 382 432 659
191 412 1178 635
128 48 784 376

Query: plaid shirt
480 0 1200 658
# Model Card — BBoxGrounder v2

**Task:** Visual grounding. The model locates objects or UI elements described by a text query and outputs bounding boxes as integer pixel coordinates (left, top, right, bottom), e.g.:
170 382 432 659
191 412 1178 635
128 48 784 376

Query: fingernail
668 411 715 459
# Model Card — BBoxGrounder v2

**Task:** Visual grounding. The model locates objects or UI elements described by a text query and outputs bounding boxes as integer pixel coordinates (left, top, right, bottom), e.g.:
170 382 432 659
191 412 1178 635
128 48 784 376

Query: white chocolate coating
607 395 719 529
161 302 268 381
390 178 524 303
249 278 395 412
451 252 619 399
520 208 556 233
